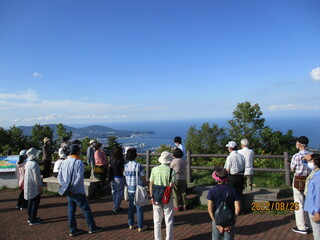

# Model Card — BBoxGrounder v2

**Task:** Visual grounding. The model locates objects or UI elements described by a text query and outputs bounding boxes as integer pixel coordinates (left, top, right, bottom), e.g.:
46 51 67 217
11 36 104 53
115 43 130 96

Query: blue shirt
304 171 320 215
58 156 85 195
207 184 240 213
124 161 145 193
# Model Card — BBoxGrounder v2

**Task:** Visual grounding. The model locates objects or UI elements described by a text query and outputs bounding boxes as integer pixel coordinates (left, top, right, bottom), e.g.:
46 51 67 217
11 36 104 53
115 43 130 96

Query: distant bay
97 117 320 149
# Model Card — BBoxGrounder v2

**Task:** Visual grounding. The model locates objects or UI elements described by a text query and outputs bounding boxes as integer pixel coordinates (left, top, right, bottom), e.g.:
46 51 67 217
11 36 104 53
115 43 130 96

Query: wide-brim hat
59 153 67 159
43 137 51 144
89 140 96 145
26 147 41 160
158 151 173 164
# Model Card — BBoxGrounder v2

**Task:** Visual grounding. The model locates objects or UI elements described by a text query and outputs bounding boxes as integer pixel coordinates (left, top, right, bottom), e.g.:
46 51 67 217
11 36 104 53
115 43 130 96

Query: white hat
89 140 96 145
59 153 67 159
26 147 41 160
19 150 27 157
158 151 173 164
226 141 237 148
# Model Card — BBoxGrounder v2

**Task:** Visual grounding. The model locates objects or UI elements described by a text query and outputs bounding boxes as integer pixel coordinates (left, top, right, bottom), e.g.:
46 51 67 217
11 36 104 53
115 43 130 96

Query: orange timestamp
251 202 300 211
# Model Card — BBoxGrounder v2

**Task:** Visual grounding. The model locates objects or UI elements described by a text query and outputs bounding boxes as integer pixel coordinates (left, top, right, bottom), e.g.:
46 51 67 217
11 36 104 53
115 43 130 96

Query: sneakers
29 219 43 226
20 207 27 210
129 225 136 230
173 207 180 211
89 226 102 234
292 227 308 235
138 225 149 232
112 207 124 213
69 229 84 237
28 218 41 224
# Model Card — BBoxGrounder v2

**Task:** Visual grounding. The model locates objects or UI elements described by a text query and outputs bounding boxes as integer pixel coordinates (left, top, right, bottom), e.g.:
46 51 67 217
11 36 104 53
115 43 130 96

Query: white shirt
224 151 246 175
53 159 64 173
238 147 254 175
177 144 186 160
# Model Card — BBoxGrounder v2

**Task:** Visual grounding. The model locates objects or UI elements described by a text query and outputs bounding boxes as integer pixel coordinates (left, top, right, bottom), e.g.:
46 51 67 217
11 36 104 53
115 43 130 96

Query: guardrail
138 151 291 187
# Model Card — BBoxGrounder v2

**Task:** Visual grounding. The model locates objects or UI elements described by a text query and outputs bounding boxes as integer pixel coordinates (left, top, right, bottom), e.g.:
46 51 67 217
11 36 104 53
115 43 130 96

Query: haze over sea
74 117 320 150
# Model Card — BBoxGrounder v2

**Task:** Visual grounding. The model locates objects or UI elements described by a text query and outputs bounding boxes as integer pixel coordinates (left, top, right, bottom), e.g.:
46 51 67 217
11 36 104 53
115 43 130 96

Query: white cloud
0 90 38 102
32 72 43 78
266 104 320 111
310 67 320 81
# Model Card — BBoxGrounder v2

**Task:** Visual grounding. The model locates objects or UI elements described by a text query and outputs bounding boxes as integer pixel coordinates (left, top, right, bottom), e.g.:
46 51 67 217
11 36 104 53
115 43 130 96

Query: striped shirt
124 161 146 193
149 164 176 186
290 149 311 176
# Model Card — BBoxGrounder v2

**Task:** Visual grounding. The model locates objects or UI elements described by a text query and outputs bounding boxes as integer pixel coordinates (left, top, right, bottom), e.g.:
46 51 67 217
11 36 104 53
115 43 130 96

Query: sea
96 117 320 150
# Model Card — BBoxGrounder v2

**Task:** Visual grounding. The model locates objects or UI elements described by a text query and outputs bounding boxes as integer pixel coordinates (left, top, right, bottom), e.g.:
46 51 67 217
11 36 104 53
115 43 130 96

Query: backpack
214 192 235 227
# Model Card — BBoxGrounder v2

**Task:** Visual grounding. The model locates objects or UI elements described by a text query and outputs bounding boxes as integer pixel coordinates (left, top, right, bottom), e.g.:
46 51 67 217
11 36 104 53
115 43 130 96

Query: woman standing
170 148 187 211
110 147 125 213
304 153 320 239
94 143 108 187
16 150 28 210
24 147 43 225
207 167 241 240
124 148 148 232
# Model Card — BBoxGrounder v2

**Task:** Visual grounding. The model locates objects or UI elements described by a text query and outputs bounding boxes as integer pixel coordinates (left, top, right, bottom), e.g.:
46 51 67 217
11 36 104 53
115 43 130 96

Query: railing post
284 152 291 187
187 150 191 184
146 150 151 180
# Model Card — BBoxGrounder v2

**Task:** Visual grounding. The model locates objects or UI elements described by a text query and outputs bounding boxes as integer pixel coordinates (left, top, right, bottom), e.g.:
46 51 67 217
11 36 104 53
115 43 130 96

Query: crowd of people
13 135 320 239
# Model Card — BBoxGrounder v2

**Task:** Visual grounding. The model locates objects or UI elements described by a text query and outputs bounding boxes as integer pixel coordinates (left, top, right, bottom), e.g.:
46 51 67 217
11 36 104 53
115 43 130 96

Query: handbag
294 176 307 191
162 168 173 204
58 159 76 197
134 163 148 206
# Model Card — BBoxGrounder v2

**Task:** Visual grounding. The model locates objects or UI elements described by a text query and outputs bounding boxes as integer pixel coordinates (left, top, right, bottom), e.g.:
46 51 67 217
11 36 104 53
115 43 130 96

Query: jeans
67 193 96 233
111 177 125 209
128 192 144 229
17 190 28 208
28 194 41 222
212 221 235 240
153 198 174 240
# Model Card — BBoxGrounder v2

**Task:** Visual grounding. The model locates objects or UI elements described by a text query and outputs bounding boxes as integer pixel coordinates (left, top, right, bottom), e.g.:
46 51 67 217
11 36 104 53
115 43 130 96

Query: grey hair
241 138 249 147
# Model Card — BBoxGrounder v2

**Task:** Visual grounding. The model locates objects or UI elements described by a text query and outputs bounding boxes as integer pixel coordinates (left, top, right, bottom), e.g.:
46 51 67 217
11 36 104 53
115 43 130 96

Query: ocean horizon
72 117 320 149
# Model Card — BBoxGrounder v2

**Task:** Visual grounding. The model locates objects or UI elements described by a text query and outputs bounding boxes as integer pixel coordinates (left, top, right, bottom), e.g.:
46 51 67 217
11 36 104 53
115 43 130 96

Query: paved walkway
0 189 314 240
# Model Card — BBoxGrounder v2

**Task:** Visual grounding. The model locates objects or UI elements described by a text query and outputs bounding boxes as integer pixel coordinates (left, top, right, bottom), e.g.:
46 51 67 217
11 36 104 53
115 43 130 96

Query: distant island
18 124 155 139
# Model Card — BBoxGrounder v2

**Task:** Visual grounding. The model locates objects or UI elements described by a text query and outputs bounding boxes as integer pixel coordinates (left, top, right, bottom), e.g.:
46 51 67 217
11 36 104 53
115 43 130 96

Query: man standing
42 137 53 178
58 144 101 237
86 140 97 180
224 141 246 197
290 136 311 235
238 139 254 191
174 136 186 160
149 151 176 240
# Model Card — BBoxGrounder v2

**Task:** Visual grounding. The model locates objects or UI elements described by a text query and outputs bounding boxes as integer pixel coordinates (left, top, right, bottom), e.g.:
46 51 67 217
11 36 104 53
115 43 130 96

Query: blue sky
0 0 319 127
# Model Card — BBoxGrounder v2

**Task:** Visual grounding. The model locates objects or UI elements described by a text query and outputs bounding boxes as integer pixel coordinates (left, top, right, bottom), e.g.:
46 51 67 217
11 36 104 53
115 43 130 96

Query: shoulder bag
134 163 148 206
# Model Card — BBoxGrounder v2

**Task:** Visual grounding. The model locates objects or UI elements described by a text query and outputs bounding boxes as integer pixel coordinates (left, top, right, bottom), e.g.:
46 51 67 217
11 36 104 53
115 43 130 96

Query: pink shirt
94 150 108 166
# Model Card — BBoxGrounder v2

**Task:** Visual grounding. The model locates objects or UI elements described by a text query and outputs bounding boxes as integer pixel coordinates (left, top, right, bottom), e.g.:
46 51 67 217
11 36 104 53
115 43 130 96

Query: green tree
56 123 72 142
30 124 54 148
186 123 227 154
155 145 174 154
228 101 265 149
0 127 10 155
106 136 121 152
81 137 91 153
260 127 296 154
7 126 29 154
